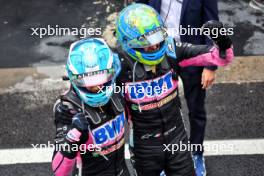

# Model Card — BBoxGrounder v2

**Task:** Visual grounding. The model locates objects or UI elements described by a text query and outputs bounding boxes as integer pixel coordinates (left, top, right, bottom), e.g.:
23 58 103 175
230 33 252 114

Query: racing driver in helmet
115 3 234 176
51 38 130 176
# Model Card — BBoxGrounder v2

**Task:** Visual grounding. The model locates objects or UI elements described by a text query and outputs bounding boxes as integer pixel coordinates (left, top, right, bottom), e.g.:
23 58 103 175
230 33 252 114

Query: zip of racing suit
116 37 234 176
51 88 130 176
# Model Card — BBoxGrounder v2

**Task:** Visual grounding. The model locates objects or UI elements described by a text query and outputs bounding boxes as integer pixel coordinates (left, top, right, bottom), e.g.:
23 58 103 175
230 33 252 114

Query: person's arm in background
201 0 219 89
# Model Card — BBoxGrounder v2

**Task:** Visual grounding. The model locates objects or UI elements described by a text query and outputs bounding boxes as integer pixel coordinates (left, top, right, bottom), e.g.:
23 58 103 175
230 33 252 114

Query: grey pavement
0 82 263 149
1 155 264 176
0 81 264 175
0 0 264 68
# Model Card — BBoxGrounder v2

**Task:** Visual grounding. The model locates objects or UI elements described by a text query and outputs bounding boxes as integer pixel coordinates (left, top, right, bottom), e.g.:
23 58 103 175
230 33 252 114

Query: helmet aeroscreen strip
127 26 168 48
72 69 115 87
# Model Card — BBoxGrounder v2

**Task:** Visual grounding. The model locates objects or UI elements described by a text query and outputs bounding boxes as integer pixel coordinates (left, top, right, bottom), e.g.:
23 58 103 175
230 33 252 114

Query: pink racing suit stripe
52 152 76 176
124 71 178 104
179 47 234 67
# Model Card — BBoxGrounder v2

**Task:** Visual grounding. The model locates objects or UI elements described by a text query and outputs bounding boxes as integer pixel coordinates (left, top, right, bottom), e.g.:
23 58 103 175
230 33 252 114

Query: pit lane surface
0 81 263 176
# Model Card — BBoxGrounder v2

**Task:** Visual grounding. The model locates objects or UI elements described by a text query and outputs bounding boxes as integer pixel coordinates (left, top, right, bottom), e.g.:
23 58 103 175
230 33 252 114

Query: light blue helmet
66 38 121 107
116 3 168 65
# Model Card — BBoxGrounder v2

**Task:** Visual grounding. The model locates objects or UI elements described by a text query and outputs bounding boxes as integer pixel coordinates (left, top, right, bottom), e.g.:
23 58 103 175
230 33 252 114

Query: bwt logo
127 72 174 100
92 113 125 145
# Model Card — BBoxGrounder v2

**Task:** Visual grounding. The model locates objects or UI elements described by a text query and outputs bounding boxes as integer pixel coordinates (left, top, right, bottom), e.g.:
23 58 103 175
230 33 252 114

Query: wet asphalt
0 0 264 68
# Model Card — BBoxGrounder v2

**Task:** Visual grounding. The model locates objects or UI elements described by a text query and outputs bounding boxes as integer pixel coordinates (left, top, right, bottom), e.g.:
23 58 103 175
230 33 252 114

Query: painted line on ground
0 139 264 165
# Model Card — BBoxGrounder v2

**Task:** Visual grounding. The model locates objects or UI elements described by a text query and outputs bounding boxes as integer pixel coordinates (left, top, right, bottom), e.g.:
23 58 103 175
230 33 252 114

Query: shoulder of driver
166 37 178 59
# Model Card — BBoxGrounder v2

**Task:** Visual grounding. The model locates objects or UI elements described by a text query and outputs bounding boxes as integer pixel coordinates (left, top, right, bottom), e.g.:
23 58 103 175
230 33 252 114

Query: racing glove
61 113 89 159
203 20 233 58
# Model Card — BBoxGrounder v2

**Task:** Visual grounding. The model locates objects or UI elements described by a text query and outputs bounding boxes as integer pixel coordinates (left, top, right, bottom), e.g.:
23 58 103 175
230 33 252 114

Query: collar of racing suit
60 88 124 125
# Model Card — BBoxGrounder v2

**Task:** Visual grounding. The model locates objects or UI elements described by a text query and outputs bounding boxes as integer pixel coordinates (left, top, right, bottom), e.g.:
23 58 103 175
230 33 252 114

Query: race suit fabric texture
51 89 130 176
117 41 233 176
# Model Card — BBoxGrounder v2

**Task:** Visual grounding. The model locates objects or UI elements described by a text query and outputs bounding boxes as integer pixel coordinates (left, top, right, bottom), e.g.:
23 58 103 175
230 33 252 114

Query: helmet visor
127 27 167 48
72 69 114 87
